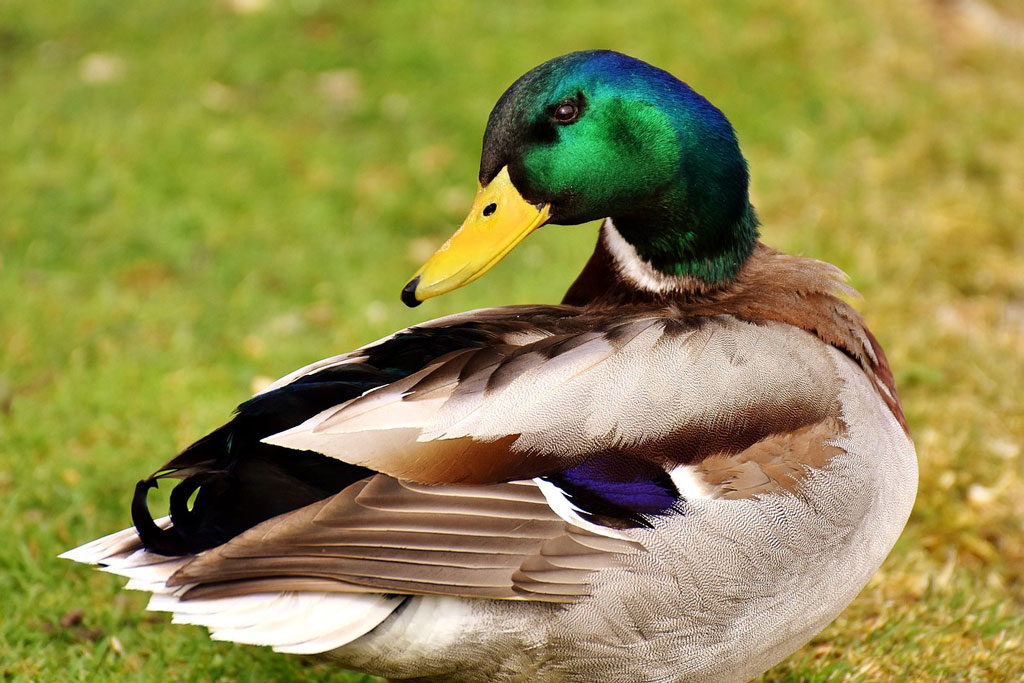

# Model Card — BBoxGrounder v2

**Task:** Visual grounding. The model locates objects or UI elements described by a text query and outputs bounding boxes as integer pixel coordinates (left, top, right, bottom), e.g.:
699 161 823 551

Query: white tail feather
62 522 403 654
58 517 171 565
271 594 404 654
158 590 402 653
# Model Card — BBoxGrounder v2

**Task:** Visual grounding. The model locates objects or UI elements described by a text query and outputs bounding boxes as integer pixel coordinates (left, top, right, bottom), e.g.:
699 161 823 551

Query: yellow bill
401 166 551 306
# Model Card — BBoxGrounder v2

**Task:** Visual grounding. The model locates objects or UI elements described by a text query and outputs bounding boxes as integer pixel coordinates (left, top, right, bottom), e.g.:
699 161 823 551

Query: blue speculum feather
561 462 676 512
545 452 680 527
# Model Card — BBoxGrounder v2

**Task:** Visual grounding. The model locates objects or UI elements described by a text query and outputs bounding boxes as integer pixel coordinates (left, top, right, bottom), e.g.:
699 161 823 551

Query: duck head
402 50 758 306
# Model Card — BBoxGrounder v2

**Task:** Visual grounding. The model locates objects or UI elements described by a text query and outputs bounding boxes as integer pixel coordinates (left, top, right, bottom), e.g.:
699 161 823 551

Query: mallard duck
63 50 917 682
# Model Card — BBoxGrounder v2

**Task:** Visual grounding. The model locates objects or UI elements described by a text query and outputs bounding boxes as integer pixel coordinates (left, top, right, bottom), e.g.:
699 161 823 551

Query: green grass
2 0 1022 680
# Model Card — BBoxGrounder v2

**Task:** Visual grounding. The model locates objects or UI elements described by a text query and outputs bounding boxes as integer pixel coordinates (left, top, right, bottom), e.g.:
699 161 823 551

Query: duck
62 50 917 682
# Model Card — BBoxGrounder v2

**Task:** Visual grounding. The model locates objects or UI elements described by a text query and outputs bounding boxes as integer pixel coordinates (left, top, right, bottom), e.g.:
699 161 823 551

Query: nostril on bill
482 203 497 217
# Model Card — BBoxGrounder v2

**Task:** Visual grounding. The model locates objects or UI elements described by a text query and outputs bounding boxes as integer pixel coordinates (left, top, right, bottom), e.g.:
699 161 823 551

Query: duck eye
553 100 579 124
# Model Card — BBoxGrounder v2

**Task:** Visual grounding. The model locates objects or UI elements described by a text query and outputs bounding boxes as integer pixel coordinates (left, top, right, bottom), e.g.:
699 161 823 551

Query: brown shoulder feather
563 239 908 434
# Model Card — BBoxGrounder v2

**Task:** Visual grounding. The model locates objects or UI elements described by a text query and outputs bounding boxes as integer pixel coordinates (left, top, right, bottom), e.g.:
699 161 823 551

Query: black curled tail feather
132 441 374 556
133 471 240 556
129 380 385 556
130 324 504 556
132 471 235 555
132 479 195 555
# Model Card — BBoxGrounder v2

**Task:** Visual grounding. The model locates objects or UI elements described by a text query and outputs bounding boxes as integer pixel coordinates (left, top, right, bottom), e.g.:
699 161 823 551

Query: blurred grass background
1 0 1022 680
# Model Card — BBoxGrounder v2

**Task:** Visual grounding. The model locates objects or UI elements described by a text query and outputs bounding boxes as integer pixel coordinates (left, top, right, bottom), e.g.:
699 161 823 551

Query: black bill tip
401 276 422 308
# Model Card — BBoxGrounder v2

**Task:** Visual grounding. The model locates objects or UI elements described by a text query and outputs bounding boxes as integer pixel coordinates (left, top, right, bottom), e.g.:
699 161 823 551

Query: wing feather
168 476 638 604
263 314 841 485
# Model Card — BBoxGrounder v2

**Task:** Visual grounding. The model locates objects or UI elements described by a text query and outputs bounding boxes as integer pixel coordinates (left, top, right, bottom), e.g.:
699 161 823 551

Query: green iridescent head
403 51 759 306
483 50 758 280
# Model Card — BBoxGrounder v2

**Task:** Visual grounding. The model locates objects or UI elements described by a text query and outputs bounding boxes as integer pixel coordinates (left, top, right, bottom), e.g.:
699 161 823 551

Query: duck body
322 234 915 683
63 51 916 682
